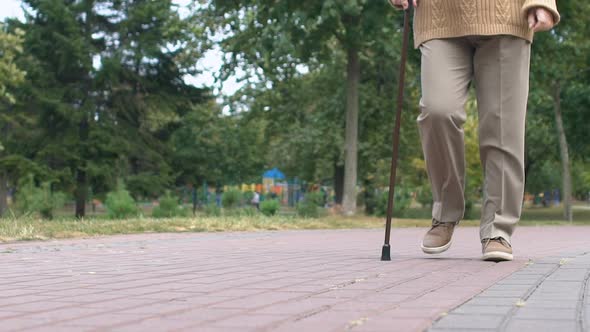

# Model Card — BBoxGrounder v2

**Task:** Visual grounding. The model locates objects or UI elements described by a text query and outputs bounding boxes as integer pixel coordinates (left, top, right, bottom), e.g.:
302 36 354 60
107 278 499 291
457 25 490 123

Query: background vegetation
0 0 588 224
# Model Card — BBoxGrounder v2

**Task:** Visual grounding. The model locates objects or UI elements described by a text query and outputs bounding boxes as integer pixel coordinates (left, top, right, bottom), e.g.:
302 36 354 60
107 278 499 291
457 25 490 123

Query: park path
1 226 589 332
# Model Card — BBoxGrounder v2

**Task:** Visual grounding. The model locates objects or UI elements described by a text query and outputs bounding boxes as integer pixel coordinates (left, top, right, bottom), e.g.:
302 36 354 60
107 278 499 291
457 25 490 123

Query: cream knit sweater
397 0 560 47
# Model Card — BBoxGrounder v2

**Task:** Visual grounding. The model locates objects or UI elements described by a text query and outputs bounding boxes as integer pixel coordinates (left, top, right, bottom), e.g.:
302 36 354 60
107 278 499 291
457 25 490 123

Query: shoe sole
421 241 452 254
482 251 513 262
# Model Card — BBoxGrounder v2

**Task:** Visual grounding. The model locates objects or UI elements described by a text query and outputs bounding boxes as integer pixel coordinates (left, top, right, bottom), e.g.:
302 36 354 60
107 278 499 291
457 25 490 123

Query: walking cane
381 5 412 261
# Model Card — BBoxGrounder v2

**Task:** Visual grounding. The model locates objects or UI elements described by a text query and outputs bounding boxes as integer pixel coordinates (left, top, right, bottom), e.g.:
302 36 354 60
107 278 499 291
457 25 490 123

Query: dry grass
0 210 588 243
0 215 436 242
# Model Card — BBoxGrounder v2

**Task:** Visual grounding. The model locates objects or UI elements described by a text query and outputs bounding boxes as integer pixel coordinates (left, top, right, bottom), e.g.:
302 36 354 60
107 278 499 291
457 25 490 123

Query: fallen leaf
346 317 368 329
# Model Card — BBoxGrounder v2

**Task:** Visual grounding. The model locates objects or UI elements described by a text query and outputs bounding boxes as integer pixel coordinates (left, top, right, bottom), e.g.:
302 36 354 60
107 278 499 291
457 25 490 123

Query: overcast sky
0 0 25 20
0 0 241 96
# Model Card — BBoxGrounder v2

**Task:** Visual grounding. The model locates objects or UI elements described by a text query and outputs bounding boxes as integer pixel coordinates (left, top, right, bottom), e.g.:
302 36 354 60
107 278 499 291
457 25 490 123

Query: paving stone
477 290 528 298
527 292 580 301
432 314 504 329
512 308 577 320
429 329 495 332
495 279 542 285
350 317 430 332
504 319 577 332
431 251 590 332
521 298 579 308
253 297 343 315
2 227 590 331
206 313 288 329
451 305 513 316
484 284 531 292
461 296 523 307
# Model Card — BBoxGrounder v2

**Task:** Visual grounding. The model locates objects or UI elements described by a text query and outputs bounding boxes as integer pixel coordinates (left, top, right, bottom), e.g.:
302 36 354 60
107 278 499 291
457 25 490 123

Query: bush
260 199 280 216
14 175 66 219
222 189 242 209
242 191 254 206
305 191 325 206
296 200 319 218
296 191 328 218
240 206 258 217
105 181 139 219
374 188 412 218
416 185 433 208
152 191 188 218
204 203 221 217
363 187 378 215
464 196 479 220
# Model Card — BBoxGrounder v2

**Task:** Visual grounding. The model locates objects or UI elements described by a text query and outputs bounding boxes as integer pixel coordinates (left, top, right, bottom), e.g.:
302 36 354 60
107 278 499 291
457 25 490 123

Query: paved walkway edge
430 251 590 332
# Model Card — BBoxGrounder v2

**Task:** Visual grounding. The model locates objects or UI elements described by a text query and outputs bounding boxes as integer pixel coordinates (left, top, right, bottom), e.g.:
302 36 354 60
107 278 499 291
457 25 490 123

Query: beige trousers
418 36 531 243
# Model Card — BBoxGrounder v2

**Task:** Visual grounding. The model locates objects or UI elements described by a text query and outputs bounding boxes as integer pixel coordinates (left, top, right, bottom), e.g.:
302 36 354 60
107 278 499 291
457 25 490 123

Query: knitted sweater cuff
387 0 404 10
522 0 561 25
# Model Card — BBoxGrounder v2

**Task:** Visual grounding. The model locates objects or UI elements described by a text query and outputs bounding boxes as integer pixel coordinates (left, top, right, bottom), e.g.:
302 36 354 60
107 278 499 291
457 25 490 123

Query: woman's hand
388 0 418 10
527 7 555 32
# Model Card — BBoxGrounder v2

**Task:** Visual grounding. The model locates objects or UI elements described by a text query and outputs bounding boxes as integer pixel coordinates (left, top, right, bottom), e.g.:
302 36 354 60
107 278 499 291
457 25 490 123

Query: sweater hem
414 25 533 48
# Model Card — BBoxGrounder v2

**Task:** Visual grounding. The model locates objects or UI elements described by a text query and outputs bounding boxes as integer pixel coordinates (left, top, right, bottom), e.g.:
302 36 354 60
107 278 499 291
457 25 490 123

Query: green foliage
241 206 259 217
14 175 66 219
526 160 562 195
170 103 266 186
373 188 412 218
415 185 432 208
105 182 139 219
296 192 325 218
225 206 258 217
204 203 221 217
243 191 255 205
260 199 280 216
0 24 26 105
152 191 188 218
296 200 319 218
306 192 325 206
572 160 590 200
1 0 587 221
9 0 212 218
222 189 242 209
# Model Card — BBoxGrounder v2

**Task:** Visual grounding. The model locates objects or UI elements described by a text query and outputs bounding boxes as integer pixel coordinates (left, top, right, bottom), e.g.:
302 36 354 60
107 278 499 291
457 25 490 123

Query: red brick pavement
0 226 589 332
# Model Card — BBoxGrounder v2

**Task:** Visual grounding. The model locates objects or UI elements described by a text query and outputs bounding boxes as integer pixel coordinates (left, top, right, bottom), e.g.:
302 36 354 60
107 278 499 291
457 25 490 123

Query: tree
203 0 405 215
0 24 25 105
17 0 211 217
169 100 265 187
529 1 590 221
18 0 117 217
97 0 209 198
0 23 27 215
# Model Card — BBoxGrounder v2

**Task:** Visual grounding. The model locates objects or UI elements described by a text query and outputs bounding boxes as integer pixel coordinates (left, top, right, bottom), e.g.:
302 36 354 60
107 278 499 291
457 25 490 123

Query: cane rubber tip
381 244 391 261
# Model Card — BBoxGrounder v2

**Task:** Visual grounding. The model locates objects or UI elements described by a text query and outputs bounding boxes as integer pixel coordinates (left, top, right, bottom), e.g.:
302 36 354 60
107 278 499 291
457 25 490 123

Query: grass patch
0 215 385 242
521 206 590 221
1 207 589 243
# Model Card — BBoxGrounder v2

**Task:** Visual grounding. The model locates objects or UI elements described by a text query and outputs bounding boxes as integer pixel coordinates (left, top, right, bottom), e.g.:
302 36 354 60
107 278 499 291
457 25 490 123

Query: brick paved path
1 226 589 332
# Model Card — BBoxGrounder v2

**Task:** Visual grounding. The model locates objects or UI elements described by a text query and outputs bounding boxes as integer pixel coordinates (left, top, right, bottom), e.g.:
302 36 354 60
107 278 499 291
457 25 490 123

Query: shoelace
429 219 443 231
431 219 457 228
483 237 511 250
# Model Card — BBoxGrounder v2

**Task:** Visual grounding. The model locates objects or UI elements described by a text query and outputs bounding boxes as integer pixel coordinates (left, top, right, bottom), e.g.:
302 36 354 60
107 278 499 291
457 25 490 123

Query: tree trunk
75 117 89 218
0 171 8 216
342 46 360 216
334 162 344 205
553 83 573 222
